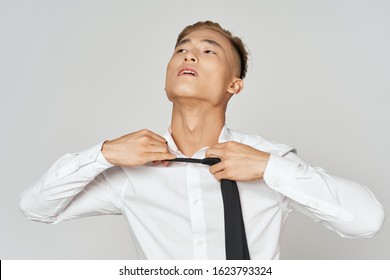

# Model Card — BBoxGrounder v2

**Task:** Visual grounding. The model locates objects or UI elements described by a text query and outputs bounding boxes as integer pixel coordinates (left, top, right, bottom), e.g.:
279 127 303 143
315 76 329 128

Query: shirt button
197 239 204 246
192 199 199 205
274 182 279 188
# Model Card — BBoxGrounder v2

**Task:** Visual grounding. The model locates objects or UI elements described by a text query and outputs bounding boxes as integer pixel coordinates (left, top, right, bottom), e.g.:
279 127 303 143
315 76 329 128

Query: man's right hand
101 129 176 167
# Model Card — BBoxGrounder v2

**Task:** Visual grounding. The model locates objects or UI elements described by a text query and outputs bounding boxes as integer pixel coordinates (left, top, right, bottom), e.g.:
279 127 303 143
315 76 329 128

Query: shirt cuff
44 142 114 185
263 153 297 190
97 150 115 168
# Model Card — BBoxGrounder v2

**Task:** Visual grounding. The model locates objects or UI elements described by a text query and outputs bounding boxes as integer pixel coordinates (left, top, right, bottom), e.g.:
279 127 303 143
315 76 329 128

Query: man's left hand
206 141 270 181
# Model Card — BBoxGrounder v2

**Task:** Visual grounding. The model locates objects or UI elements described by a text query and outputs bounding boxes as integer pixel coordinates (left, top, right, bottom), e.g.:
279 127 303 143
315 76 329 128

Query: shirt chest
119 164 281 222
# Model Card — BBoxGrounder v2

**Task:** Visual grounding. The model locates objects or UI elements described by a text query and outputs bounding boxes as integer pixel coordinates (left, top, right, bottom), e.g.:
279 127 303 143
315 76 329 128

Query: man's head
165 21 248 108
176 21 248 80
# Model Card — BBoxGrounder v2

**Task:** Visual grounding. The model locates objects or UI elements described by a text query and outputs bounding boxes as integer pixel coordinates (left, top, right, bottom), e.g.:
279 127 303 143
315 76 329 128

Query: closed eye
204 50 216 55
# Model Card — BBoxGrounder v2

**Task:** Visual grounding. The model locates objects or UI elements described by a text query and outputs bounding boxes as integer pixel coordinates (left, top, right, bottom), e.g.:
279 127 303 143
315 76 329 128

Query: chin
166 85 198 100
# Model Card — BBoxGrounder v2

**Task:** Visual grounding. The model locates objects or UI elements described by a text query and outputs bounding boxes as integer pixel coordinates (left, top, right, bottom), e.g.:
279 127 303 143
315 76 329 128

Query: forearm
264 152 385 237
19 143 113 223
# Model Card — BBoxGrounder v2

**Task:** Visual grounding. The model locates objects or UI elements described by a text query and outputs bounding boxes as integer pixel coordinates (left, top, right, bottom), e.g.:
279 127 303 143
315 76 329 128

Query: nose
184 51 197 63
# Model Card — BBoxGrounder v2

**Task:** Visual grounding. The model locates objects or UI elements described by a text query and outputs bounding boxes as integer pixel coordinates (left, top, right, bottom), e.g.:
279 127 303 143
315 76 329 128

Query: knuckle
139 129 150 135
226 141 235 148
226 142 237 152
139 136 149 144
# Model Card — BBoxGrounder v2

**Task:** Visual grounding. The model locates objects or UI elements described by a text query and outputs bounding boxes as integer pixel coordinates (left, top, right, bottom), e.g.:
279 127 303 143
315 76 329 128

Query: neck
170 103 226 157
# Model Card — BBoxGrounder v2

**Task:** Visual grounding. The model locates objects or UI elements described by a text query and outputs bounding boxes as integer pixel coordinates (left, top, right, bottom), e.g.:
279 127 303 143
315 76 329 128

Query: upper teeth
181 70 197 76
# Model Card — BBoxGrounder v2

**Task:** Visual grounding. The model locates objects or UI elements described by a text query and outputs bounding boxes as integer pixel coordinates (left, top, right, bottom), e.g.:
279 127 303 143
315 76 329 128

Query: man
20 21 384 259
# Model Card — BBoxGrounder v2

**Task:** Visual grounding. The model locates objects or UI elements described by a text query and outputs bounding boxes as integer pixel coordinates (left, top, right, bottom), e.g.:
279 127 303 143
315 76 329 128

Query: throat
170 107 225 157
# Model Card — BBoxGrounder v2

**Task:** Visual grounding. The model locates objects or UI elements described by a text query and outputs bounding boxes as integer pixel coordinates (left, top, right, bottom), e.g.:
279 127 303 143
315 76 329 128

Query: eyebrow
176 38 224 50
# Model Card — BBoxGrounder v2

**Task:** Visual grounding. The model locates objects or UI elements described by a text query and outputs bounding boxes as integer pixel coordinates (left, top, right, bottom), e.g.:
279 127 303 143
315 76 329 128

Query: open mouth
178 68 198 76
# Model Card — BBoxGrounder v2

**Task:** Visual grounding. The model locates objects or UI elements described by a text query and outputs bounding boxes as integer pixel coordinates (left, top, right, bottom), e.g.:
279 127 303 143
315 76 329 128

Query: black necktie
168 157 250 260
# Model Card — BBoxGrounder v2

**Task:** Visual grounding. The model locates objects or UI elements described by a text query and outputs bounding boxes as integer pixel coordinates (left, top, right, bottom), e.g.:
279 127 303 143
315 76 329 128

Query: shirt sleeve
263 151 385 238
19 142 123 224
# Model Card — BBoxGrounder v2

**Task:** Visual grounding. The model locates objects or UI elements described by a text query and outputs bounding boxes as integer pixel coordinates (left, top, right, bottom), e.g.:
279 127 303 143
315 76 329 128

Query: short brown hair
176 21 248 79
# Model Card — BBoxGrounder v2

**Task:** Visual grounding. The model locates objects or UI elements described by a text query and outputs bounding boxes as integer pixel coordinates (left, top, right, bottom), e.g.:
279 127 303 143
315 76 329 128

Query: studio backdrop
1 0 389 259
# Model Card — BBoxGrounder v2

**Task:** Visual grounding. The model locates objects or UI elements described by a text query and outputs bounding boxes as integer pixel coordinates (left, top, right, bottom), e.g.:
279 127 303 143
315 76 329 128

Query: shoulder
227 128 296 156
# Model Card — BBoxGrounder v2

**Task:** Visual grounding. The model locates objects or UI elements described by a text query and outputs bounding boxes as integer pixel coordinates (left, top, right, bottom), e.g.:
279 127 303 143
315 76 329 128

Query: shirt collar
163 125 232 157
218 124 232 143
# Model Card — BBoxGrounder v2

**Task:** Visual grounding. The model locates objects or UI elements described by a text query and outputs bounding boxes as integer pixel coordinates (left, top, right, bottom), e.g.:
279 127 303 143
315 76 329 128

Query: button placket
186 163 208 259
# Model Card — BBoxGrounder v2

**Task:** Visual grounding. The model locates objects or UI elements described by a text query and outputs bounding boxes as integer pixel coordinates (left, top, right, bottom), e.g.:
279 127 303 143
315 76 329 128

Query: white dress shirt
19 126 385 259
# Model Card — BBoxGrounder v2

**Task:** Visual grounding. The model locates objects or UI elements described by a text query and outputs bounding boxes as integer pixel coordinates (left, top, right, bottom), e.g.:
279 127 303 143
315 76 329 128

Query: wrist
256 151 270 179
101 140 115 165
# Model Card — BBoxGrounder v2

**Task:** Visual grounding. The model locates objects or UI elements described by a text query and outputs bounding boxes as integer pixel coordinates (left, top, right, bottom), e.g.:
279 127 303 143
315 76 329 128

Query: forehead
179 29 232 50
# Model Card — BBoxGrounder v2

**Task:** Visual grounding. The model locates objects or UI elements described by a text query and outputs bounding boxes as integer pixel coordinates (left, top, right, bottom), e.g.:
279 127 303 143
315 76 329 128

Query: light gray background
1 0 389 259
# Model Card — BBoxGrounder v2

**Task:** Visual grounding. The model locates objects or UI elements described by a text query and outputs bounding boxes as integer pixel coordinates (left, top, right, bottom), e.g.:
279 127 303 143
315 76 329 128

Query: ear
227 79 244 95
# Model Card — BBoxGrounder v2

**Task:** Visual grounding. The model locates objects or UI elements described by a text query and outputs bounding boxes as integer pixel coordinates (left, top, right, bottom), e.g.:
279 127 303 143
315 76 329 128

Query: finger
161 161 172 167
152 160 172 167
139 132 169 147
209 162 225 175
214 170 229 181
153 160 163 166
145 152 176 162
145 143 171 153
205 147 224 159
214 168 237 181
209 142 228 149
137 129 168 144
